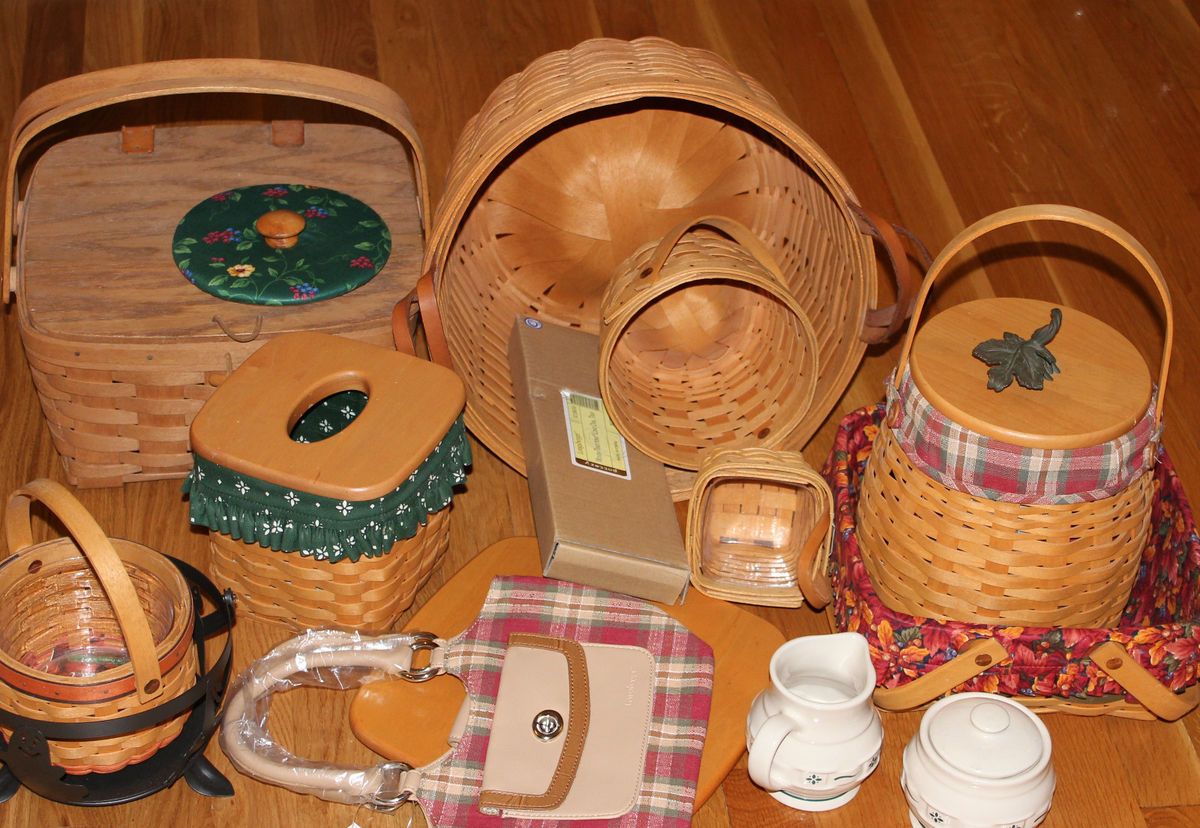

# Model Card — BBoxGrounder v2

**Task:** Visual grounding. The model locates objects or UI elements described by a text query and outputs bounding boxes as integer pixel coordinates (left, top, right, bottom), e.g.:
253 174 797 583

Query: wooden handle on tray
392 271 453 368
3 58 429 301
1091 641 1200 721
872 638 1011 711
893 204 1172 423
4 479 165 704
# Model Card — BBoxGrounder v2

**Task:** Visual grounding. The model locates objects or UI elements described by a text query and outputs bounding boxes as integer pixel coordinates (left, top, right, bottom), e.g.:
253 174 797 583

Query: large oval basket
424 36 920 473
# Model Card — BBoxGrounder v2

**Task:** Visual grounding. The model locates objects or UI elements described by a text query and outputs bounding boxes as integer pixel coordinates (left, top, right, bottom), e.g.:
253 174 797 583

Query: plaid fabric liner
415 577 714 827
888 368 1159 504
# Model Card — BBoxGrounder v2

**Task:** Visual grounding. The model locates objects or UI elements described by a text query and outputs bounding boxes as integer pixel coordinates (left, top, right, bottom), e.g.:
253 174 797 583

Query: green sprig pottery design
172 184 390 305
184 415 470 564
972 307 1063 392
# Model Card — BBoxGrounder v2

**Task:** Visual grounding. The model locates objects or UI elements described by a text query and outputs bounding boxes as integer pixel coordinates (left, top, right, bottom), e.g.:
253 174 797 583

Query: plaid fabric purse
220 576 714 824
828 406 1200 721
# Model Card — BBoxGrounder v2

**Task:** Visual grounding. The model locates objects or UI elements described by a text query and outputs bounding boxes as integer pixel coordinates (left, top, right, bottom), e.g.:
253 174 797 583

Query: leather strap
219 630 444 808
851 202 931 344
4 58 429 301
894 204 1172 424
872 638 1010 711
392 270 453 368
792 519 833 610
4 479 165 704
1091 641 1200 722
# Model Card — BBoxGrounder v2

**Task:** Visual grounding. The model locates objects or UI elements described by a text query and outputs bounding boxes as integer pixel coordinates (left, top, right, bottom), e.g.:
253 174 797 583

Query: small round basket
686 447 833 608
857 205 1171 628
599 216 818 471
0 480 195 774
425 36 919 474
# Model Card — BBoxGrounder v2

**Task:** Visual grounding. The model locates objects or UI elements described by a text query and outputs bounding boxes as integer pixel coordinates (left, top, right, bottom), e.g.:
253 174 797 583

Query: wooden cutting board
348 536 785 811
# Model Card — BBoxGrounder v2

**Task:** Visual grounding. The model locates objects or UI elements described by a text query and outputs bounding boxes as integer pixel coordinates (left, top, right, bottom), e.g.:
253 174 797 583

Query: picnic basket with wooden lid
186 331 469 632
0 479 198 773
422 36 925 475
856 204 1170 628
3 59 429 488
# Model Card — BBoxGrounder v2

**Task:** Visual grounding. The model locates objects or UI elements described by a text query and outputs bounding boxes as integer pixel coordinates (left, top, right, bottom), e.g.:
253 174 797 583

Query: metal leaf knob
972 308 1063 392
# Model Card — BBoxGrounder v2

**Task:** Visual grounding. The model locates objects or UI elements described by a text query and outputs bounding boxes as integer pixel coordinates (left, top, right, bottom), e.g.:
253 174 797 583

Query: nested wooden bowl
686 447 833 608
426 36 910 474
0 480 195 774
599 216 818 470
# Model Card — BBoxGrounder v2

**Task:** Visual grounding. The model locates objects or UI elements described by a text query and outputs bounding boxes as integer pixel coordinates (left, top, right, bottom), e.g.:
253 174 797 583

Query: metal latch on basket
399 632 443 682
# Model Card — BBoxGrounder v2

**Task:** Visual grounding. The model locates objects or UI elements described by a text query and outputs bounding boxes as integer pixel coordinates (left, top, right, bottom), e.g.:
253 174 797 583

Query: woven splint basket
186 332 468 632
424 36 923 474
0 480 196 773
3 59 428 487
829 406 1199 722
857 206 1170 628
599 216 818 470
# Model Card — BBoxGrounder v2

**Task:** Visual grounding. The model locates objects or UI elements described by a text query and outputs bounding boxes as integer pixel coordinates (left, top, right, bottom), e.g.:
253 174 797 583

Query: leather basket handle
4 58 429 301
852 203 932 344
4 479 164 704
893 204 1172 424
392 271 453 369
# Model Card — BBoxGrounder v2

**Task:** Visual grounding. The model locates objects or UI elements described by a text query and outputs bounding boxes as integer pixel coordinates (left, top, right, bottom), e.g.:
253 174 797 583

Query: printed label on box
561 390 631 480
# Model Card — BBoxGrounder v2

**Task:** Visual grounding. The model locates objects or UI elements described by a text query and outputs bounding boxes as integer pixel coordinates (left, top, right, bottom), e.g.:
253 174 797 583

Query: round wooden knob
256 209 306 249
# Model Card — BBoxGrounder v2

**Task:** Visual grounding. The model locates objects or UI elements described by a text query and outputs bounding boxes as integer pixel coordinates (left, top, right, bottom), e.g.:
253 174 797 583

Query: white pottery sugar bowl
902 693 1055 828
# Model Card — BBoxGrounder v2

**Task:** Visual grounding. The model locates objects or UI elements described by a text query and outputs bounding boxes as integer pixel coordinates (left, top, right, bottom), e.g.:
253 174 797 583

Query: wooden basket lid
897 204 1171 450
911 298 1151 448
190 332 464 499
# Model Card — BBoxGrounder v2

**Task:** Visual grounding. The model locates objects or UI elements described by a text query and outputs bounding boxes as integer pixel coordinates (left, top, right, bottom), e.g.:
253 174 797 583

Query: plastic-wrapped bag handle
4 479 164 704
4 58 429 301
219 629 445 808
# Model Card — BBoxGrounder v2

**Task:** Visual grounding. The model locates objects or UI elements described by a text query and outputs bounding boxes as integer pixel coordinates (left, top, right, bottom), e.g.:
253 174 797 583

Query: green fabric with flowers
172 183 390 305
184 416 470 563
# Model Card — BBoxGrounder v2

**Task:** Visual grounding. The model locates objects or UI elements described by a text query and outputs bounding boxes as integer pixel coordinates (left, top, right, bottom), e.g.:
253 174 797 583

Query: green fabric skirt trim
185 417 470 563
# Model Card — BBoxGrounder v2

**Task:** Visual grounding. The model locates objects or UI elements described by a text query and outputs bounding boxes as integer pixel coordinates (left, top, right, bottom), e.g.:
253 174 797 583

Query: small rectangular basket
827 406 1200 722
685 447 832 608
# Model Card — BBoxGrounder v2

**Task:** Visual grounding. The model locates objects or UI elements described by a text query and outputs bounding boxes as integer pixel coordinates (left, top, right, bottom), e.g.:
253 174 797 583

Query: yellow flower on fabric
227 263 256 277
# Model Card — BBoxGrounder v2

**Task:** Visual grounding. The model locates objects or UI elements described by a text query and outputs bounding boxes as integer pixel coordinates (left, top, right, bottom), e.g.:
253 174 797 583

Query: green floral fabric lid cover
172 184 390 305
184 393 470 564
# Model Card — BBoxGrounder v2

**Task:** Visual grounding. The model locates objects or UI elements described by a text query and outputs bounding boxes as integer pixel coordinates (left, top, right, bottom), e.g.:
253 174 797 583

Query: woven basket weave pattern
427 37 872 473
208 506 451 632
858 421 1152 627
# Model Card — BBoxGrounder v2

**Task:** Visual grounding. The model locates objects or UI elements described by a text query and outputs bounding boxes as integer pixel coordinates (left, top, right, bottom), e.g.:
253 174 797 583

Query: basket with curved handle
599 215 819 470
3 58 429 301
892 204 1172 427
872 636 1200 721
3 479 164 704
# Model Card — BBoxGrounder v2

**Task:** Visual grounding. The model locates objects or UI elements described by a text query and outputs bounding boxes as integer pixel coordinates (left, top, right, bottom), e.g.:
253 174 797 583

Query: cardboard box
510 317 690 603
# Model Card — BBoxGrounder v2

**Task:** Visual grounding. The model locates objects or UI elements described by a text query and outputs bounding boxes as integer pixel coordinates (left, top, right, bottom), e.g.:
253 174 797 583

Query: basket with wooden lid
857 204 1171 628
186 331 469 632
3 59 429 487
0 480 200 774
422 36 926 481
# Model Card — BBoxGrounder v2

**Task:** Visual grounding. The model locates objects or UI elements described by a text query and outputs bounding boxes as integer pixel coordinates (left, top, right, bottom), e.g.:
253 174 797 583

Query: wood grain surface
2 2 1199 826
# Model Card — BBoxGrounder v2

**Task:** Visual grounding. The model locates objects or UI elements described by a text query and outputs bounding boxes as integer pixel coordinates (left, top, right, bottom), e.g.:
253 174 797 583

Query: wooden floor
3 1 1200 826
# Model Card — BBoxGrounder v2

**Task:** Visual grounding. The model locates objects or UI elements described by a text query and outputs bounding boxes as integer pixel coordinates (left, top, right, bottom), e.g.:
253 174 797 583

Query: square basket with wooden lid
185 331 469 632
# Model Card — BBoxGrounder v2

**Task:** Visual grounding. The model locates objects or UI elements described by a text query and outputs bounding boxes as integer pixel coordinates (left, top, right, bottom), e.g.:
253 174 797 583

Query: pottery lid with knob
923 693 1049 781
893 204 1172 452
